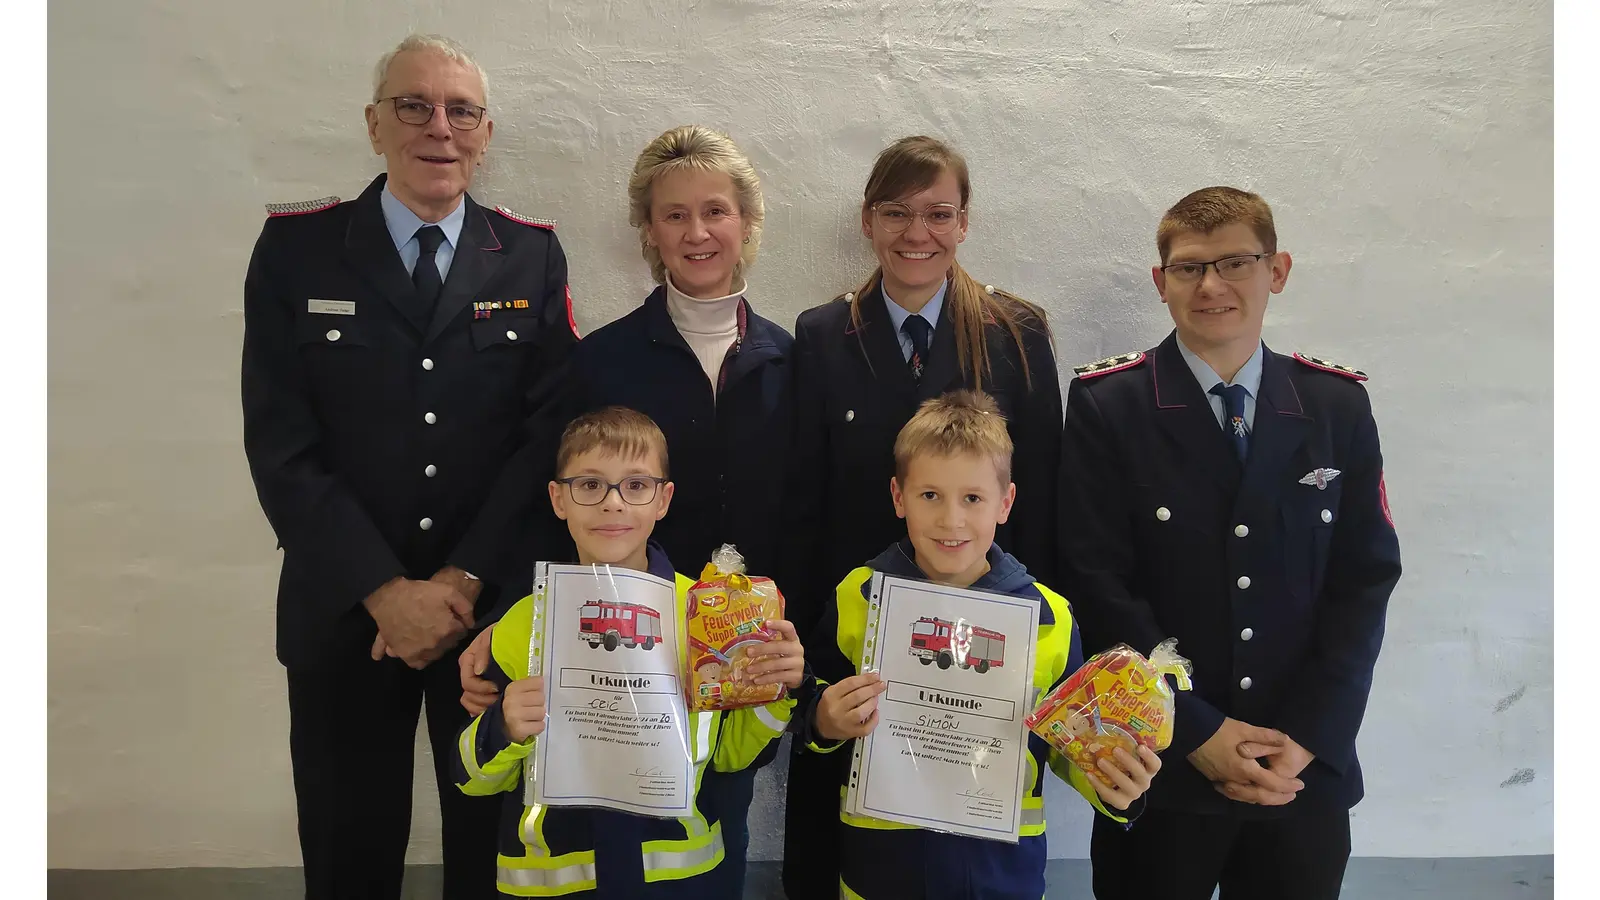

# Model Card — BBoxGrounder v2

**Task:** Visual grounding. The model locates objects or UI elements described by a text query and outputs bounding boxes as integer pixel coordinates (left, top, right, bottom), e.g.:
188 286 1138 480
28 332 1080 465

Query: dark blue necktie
903 314 932 382
1210 383 1251 463
413 225 446 312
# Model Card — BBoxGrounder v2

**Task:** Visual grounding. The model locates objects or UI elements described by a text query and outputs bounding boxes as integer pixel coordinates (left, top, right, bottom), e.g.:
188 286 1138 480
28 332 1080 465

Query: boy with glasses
452 406 809 898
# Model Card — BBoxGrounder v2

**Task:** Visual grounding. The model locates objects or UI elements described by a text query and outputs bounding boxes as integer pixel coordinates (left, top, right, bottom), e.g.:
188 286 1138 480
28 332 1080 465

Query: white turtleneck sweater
665 275 746 395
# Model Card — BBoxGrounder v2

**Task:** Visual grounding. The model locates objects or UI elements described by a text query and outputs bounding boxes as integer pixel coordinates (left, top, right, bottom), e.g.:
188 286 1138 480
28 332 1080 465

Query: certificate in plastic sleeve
844 573 1040 843
523 563 694 818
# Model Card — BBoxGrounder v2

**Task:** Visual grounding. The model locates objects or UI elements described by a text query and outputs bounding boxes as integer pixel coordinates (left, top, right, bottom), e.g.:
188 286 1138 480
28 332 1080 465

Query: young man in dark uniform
1059 186 1402 900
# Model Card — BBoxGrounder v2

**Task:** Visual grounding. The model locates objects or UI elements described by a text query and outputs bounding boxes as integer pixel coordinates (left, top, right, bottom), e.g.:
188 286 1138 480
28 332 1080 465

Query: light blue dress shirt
882 280 949 362
380 185 466 282
1177 339 1265 431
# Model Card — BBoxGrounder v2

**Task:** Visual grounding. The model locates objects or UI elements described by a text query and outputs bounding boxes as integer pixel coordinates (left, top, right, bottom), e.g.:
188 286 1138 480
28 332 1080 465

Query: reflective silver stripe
693 712 714 765
753 703 787 734
498 859 597 889
458 719 498 783
1020 750 1044 829
519 805 546 857
642 828 724 874
682 812 706 838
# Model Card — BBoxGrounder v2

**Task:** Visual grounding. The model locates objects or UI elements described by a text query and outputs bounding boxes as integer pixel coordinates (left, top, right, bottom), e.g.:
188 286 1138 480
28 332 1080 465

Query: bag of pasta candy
683 544 787 711
1025 639 1193 774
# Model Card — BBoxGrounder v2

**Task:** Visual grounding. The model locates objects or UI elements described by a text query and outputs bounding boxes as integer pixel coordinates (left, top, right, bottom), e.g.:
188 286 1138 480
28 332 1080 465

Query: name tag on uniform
308 299 356 316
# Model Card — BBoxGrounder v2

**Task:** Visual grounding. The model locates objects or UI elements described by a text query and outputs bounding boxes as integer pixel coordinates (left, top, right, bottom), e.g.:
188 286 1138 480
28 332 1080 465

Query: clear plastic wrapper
523 562 695 818
1025 638 1194 775
683 543 788 712
844 574 1042 843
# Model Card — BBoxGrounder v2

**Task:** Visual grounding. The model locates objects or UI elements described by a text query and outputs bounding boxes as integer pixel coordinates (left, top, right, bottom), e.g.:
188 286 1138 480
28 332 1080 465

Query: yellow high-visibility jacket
800 540 1137 900
454 545 793 897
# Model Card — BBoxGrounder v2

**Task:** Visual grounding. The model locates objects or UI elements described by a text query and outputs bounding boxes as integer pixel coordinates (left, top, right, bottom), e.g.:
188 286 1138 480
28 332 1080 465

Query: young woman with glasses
774 135 1066 900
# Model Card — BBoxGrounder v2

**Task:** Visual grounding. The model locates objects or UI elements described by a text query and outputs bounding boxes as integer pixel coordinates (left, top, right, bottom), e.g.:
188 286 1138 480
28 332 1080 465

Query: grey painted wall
48 0 1551 869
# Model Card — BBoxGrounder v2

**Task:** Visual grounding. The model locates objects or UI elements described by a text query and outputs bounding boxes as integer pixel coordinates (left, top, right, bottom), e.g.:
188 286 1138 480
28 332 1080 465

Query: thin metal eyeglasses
870 201 964 235
1160 253 1272 284
381 97 487 131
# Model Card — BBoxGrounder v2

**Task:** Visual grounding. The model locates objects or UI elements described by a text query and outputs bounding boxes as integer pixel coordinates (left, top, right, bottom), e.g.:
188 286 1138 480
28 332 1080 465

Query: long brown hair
847 136 1049 391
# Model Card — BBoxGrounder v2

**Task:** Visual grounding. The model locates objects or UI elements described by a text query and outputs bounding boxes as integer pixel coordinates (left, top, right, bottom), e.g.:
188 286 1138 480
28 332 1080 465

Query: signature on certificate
632 766 678 790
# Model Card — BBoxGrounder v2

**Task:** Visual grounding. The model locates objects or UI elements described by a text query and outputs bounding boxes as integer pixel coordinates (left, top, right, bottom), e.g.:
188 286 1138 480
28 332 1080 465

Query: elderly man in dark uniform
241 34 576 900
1059 186 1402 900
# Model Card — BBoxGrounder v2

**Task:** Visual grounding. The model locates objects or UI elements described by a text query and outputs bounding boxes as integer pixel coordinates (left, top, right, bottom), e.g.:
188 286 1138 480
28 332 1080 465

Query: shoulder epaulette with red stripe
494 205 557 230
265 196 340 217
1073 351 1147 379
1293 353 1369 382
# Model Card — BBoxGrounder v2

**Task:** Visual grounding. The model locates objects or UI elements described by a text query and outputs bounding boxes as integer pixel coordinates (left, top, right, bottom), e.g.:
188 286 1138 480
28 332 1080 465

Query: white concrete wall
48 0 1551 869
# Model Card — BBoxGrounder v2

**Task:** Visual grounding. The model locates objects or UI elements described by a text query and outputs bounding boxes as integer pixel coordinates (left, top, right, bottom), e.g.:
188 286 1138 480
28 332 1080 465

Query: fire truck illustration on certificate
578 600 663 651
908 616 1006 674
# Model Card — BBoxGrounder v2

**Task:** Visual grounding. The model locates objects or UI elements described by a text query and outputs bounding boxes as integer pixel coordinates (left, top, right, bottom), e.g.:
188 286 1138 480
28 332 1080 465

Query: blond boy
800 391 1160 900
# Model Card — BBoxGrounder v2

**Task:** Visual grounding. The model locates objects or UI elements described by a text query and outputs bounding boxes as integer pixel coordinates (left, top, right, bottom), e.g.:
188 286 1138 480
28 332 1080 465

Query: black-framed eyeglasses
555 475 667 506
1160 253 1272 284
381 97 487 131
870 201 964 235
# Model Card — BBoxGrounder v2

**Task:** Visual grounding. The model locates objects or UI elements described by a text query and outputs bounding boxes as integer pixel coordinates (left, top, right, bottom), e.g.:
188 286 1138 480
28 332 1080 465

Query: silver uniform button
506 330 518 341
326 329 341 342
1156 507 1171 521
419 517 433 531
422 358 434 370
1237 575 1252 589
845 409 855 422
1235 524 1249 537
1240 627 1254 641
1239 676 1253 690
425 464 437 477
424 412 437 425
1321 509 1333 523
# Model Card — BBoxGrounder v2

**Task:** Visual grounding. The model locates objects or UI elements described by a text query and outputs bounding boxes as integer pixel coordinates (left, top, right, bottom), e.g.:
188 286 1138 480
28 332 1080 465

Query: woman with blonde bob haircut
458 125 798 896
776 135 1065 899
629 125 765 296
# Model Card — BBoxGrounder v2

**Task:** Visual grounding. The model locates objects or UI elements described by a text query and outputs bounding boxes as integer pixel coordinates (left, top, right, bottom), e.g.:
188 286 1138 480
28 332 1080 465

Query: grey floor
49 855 1553 898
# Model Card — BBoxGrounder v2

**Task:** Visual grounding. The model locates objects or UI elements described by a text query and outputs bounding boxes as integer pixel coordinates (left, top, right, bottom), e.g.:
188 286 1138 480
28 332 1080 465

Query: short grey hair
371 34 489 104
